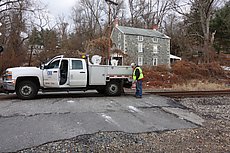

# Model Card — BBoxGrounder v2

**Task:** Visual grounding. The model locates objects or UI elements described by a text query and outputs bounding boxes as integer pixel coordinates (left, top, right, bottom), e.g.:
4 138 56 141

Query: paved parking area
0 92 203 152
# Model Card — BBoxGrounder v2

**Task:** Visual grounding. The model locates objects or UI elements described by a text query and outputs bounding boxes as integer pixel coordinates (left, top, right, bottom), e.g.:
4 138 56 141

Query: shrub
142 60 228 89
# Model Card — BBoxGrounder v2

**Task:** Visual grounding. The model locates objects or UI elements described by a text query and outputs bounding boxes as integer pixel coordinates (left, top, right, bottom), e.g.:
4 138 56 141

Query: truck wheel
16 81 38 100
105 81 121 96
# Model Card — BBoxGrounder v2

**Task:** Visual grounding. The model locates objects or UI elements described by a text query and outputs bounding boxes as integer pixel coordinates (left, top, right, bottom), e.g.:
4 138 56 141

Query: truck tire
105 81 122 96
16 80 38 100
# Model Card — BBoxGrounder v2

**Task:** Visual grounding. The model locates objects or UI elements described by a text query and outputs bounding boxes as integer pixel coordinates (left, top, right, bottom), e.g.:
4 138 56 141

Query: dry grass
172 80 229 91
143 60 229 90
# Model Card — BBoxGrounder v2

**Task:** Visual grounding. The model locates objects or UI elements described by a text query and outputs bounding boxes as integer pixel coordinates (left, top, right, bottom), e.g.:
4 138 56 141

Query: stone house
111 25 171 66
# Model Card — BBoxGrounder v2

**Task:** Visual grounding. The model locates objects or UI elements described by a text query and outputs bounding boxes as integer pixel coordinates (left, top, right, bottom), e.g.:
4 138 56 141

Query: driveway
0 92 203 152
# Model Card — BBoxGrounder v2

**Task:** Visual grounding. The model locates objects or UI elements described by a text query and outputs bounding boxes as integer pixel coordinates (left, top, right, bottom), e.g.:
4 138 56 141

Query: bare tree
172 0 225 63
56 16 69 50
143 0 173 29
128 0 145 27
110 0 125 21
0 0 48 71
127 0 173 29
72 0 105 37
0 0 34 71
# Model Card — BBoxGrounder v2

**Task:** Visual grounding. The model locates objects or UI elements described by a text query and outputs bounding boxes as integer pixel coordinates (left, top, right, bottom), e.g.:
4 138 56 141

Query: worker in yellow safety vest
131 63 144 98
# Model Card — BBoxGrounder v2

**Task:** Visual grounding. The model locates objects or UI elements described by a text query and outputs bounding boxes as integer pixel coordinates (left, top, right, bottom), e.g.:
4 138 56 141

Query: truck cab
42 56 87 88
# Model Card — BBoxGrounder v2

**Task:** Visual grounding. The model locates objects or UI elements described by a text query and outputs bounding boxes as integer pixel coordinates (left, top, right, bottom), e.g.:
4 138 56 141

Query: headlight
4 71 12 80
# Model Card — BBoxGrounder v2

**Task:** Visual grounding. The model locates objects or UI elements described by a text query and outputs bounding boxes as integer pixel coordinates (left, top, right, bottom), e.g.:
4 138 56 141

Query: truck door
43 59 61 88
69 59 87 87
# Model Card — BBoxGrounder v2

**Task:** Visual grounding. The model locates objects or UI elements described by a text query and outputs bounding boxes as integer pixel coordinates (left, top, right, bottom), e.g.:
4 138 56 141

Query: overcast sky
40 0 76 18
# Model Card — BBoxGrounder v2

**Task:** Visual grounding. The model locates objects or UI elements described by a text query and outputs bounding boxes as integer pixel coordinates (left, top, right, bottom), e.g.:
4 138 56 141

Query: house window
118 33 121 41
138 56 143 66
153 57 158 66
138 36 143 41
118 43 122 50
138 43 143 53
124 47 127 53
152 37 158 42
167 45 170 51
153 44 158 53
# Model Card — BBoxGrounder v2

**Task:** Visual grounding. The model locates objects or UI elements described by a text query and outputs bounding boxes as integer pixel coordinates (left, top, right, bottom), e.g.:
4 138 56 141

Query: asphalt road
0 92 204 152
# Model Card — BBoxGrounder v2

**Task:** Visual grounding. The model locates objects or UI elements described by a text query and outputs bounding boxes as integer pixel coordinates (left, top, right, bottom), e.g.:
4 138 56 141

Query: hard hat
131 63 136 67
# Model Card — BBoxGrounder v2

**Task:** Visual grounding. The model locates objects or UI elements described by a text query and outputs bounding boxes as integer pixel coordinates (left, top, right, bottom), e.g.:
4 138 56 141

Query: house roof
170 54 181 60
116 26 170 39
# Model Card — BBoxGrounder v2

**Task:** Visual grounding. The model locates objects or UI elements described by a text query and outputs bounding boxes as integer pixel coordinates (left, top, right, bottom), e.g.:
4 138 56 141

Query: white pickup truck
1 55 133 99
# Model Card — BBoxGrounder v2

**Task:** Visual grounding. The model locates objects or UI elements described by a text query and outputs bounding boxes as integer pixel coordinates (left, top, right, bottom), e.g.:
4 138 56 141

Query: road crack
0 112 71 119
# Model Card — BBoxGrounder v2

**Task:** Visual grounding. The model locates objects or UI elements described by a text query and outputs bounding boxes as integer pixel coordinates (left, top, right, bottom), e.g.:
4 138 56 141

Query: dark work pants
135 80 142 97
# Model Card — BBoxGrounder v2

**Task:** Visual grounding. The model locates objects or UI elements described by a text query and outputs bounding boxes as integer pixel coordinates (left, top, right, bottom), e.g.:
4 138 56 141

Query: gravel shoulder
18 96 230 153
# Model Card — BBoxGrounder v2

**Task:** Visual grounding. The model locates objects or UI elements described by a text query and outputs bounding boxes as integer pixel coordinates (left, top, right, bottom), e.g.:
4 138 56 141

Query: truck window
72 60 83 69
47 60 60 69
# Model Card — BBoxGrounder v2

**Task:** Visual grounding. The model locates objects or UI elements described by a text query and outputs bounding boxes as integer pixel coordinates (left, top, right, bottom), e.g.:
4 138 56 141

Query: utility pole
105 0 118 65
0 46 3 73
0 22 3 74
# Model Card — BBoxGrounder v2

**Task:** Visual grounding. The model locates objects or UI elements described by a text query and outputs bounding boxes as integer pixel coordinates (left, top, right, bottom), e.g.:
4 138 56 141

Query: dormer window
138 36 143 41
152 37 158 42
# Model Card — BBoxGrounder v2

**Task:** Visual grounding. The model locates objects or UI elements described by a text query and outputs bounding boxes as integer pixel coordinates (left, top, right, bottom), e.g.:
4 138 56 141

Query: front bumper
2 81 15 92
0 78 4 93
0 78 2 88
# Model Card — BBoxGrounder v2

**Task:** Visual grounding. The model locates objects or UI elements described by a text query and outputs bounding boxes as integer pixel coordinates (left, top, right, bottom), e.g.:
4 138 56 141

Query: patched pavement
0 92 203 152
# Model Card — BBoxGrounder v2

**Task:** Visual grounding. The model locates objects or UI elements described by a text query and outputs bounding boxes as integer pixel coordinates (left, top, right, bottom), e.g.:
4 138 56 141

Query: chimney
144 24 148 29
114 17 118 27
152 24 158 30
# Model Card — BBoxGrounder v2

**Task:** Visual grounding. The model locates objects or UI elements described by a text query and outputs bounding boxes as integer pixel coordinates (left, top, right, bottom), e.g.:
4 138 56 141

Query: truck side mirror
40 64 45 70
